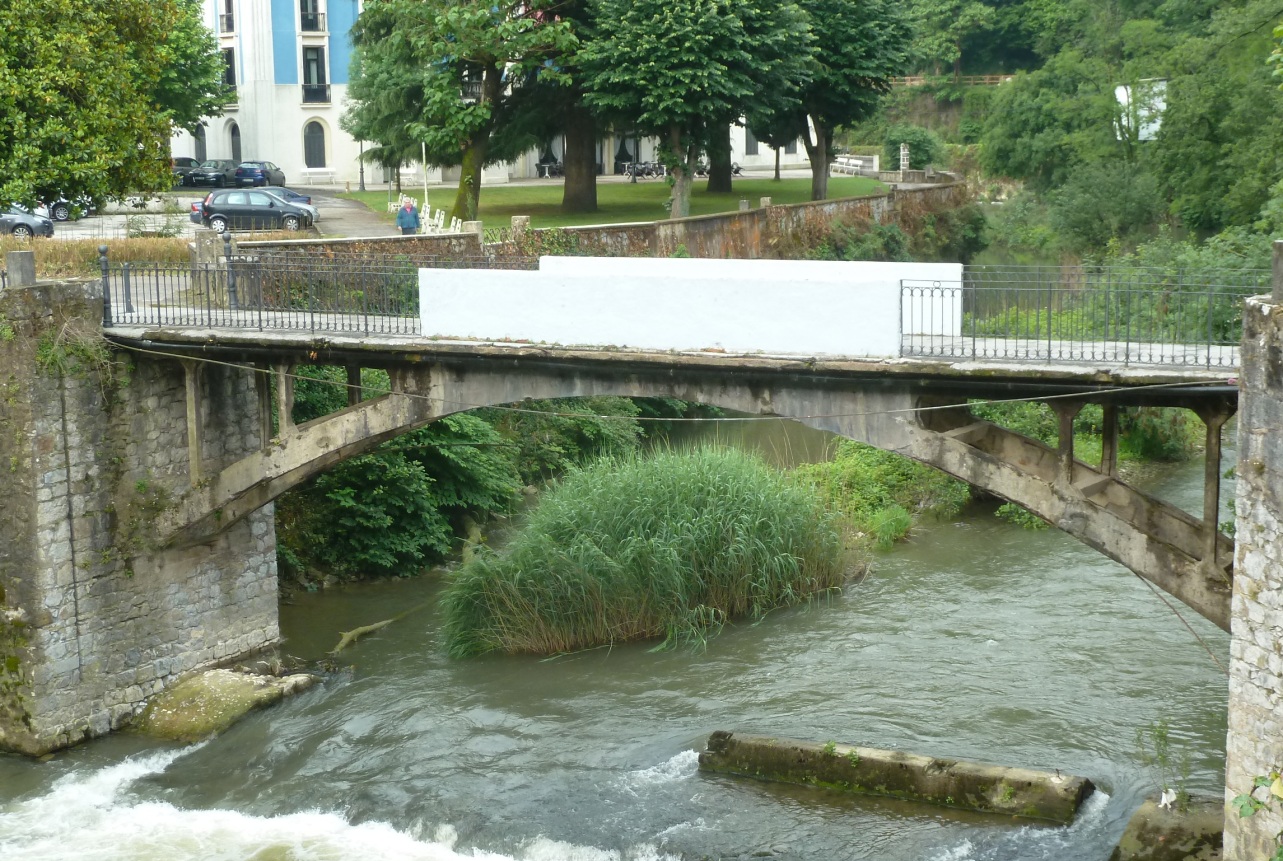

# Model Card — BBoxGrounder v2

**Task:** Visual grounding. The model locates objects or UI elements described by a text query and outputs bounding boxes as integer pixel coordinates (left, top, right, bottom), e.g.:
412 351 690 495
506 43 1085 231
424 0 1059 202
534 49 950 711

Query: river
0 419 1230 861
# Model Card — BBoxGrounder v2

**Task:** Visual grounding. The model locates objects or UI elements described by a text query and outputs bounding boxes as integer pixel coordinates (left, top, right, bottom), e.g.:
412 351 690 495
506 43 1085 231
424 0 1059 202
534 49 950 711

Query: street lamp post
358 140 366 192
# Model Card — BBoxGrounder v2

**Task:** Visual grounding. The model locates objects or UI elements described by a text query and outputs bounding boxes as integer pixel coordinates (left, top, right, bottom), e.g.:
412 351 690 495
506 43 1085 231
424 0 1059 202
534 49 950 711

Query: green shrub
477 396 645 484
868 505 913 549
795 440 969 543
883 124 946 170
440 447 855 657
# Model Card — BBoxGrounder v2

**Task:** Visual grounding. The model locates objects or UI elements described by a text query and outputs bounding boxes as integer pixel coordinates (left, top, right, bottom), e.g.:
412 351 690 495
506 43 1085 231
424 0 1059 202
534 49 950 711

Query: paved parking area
46 188 399 241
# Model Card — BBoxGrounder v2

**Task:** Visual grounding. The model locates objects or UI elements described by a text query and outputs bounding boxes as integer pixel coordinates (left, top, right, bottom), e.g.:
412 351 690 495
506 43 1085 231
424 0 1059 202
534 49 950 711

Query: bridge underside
134 339 1235 632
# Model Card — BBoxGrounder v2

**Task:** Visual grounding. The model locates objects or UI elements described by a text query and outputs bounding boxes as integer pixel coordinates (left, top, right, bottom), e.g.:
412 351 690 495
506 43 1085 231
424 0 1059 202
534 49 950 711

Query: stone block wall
0 278 278 755
1226 293 1283 859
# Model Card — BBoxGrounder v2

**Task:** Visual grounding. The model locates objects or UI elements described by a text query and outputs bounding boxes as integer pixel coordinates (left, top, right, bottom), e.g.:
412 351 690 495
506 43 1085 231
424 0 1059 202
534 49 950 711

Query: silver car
1 206 54 238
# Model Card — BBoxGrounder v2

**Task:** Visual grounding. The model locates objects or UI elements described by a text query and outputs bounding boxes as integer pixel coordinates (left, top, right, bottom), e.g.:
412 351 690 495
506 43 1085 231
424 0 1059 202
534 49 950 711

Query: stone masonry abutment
0 267 278 755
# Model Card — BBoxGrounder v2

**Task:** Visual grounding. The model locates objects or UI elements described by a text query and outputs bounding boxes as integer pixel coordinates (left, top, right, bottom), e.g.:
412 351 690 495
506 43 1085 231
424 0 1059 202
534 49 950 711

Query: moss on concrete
698 730 1095 824
132 669 318 743
1109 799 1223 861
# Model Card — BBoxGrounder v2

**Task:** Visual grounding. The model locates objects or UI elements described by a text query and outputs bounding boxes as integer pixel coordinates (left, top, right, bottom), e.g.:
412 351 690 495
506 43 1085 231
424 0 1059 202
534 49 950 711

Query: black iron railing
901 264 1268 368
301 83 330 103
100 252 537 336
300 11 326 30
219 12 234 31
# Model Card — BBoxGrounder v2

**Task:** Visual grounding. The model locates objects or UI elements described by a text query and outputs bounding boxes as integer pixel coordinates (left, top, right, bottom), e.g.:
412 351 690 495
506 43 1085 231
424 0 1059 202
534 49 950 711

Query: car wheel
52 202 71 221
282 215 301 231
11 225 33 239
209 216 229 233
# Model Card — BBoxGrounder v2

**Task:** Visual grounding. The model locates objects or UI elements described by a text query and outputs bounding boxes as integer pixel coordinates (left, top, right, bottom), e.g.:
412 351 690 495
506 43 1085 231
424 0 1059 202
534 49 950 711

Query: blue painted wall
329 0 358 85
272 0 297 84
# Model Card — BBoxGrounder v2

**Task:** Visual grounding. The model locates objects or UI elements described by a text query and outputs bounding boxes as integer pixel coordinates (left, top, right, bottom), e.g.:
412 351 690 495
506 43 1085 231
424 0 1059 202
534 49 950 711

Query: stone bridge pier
0 268 278 755
1224 256 1283 860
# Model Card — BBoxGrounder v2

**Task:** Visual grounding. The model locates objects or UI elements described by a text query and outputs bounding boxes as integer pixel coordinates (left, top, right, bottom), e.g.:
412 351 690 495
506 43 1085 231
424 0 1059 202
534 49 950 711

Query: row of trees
341 0 911 221
0 0 227 209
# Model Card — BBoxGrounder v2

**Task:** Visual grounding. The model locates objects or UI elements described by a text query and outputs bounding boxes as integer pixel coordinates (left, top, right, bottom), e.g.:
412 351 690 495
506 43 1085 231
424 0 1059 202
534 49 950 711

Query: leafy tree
783 0 911 200
580 0 813 218
0 0 227 208
346 0 576 222
906 0 996 77
1047 160 1162 250
154 0 231 133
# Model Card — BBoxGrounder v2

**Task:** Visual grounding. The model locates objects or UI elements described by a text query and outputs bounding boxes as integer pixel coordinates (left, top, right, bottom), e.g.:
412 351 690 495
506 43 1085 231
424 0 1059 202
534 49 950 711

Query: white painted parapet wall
418 257 962 358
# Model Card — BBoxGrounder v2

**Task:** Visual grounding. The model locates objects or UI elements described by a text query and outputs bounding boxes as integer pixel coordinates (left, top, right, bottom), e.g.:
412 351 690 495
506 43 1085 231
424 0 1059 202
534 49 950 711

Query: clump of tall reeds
441 447 857 657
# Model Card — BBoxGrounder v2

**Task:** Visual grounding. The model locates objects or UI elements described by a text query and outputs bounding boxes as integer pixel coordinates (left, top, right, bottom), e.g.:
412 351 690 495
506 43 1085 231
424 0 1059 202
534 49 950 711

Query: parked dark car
171 157 200 182
1 206 54 238
235 161 286 187
195 188 313 232
183 159 240 187
258 186 319 221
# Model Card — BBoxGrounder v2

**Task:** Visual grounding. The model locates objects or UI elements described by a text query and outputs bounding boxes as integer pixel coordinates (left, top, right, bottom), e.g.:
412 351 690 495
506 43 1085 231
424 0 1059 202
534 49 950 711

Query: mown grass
343 176 885 229
440 446 858 657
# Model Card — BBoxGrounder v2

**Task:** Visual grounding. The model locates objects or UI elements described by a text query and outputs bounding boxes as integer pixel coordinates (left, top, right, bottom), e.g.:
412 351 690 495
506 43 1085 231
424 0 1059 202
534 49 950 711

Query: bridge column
274 363 295 435
256 364 272 449
1050 401 1083 485
346 364 363 407
1100 403 1119 477
1193 404 1233 571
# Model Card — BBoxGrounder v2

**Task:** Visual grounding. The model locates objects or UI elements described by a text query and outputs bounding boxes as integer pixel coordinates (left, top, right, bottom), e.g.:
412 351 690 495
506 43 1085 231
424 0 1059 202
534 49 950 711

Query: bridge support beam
1100 403 1118 477
274 362 295 435
346 364 362 407
181 360 204 486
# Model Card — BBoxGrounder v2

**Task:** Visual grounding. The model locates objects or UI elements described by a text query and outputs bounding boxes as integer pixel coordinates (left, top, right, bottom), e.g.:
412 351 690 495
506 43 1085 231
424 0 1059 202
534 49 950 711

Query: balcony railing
300 11 326 31
219 12 234 32
302 83 330 103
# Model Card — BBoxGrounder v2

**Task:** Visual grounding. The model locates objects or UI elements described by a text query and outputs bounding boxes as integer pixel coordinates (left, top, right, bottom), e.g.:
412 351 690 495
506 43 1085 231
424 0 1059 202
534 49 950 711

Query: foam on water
926 790 1114 861
620 750 701 792
0 747 679 861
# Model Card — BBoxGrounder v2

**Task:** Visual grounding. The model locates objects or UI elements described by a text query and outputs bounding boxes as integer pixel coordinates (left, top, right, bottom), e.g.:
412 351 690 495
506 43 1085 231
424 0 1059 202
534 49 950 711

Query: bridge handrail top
104 326 1237 388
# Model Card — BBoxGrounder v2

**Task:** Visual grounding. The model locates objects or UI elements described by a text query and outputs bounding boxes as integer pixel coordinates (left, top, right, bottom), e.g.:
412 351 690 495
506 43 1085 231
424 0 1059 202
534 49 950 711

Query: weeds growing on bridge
440 447 857 657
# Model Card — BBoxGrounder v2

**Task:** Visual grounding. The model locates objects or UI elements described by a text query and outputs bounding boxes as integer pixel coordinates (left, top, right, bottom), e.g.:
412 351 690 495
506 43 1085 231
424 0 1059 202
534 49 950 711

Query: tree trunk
774 147 780 181
560 101 598 213
668 125 692 219
803 116 831 201
451 139 486 223
706 125 733 193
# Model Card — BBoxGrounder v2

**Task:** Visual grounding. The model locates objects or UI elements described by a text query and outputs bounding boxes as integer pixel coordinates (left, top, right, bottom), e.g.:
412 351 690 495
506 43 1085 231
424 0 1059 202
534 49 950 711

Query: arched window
304 121 326 168
194 125 207 162
230 123 241 163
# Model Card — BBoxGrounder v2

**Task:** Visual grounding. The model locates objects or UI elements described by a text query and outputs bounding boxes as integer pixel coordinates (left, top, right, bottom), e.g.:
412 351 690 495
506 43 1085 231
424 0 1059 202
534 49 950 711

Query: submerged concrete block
698 730 1095 824
1109 798 1223 861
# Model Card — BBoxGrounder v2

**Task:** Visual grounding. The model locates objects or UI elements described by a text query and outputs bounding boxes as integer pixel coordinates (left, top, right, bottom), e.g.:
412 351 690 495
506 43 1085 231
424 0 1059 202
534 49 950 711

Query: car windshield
238 163 263 169
198 161 223 168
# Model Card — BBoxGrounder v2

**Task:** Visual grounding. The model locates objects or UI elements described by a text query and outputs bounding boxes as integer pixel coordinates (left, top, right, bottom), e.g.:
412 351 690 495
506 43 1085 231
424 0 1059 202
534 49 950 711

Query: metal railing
301 83 330 103
901 264 1269 368
300 11 326 30
219 12 234 32
100 251 537 336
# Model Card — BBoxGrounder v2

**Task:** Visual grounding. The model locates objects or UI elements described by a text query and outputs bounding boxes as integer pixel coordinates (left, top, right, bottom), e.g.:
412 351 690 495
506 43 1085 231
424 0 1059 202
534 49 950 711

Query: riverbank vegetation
440 447 855 656
840 0 1283 273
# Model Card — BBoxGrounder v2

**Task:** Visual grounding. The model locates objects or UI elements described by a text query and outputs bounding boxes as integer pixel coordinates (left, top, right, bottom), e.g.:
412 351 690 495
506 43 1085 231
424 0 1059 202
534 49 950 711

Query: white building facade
171 0 809 187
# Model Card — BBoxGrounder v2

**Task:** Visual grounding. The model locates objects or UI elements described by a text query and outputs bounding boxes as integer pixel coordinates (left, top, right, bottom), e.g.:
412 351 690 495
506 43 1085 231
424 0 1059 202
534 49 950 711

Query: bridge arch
152 350 1234 632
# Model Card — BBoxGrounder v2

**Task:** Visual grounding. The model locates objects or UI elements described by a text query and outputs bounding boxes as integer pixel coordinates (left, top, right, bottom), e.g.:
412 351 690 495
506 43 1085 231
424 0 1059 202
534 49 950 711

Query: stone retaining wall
0 277 278 754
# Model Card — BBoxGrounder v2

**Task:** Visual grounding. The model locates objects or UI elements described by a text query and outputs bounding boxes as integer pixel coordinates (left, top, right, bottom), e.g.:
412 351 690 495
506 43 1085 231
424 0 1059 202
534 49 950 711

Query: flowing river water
0 419 1231 861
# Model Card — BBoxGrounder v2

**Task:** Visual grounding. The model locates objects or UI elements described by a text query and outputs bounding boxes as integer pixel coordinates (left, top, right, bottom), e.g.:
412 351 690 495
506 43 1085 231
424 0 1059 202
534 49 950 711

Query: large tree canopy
0 0 227 208
580 0 812 218
345 0 576 222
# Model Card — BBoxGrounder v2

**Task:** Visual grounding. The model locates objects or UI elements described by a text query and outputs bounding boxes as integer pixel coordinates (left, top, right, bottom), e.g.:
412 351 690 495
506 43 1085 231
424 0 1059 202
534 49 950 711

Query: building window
230 123 241 163
301 0 326 31
222 47 237 94
304 122 326 168
194 125 208 162
219 0 234 32
745 128 759 156
302 47 329 103
784 138 797 155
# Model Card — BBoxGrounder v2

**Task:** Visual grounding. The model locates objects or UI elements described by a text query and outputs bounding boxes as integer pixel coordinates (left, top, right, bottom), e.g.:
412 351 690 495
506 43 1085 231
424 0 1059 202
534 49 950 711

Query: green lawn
342 176 884 229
